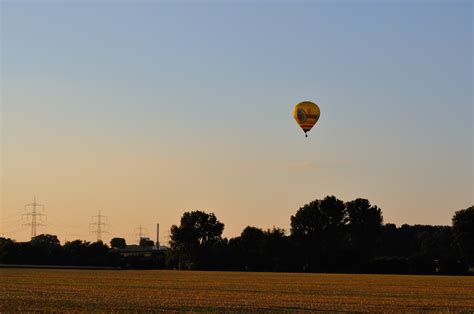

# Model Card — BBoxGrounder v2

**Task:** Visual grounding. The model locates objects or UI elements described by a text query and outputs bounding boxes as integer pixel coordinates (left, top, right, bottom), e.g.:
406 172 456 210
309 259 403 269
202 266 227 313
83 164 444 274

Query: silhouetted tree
30 234 63 265
0 237 14 263
31 234 60 247
85 241 110 266
63 240 89 265
261 227 291 271
290 196 346 271
373 224 463 274
346 198 383 264
226 227 291 272
170 211 224 269
452 206 474 267
110 237 127 249
237 226 265 271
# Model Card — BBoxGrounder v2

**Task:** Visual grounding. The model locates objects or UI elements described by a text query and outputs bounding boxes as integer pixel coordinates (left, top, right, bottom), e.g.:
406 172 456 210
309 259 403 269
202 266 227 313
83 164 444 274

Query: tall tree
290 196 346 271
345 198 383 262
238 226 265 271
452 206 474 266
262 227 289 271
170 211 224 269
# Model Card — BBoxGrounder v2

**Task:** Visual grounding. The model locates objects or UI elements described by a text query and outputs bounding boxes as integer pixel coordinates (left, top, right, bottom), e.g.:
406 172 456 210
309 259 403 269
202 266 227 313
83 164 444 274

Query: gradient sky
1 1 472 244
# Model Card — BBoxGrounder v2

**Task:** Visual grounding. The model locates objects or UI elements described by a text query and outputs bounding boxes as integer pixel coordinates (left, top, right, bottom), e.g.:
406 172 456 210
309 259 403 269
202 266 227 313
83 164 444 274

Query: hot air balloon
293 101 320 137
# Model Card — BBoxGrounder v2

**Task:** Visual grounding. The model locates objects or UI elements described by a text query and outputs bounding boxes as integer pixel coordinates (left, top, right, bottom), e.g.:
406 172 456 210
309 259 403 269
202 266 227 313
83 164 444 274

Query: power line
1 211 23 222
90 210 108 242
0 226 27 237
22 196 46 240
1 218 24 229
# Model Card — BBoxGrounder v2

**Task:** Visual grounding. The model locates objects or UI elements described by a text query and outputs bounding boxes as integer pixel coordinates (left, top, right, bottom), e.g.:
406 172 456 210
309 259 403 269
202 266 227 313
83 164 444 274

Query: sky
1 1 472 244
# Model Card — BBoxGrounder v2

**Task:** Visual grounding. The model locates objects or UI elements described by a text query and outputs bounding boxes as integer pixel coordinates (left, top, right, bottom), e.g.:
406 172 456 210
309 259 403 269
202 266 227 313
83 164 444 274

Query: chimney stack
156 223 160 248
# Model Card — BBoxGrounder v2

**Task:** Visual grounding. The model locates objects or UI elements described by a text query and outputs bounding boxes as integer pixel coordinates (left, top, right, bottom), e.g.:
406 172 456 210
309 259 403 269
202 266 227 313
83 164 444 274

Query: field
1 269 473 312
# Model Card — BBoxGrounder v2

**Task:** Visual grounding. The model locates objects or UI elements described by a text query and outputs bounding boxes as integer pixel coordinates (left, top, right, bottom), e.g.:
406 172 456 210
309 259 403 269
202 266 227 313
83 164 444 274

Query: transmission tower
135 224 148 243
90 210 108 242
23 196 46 239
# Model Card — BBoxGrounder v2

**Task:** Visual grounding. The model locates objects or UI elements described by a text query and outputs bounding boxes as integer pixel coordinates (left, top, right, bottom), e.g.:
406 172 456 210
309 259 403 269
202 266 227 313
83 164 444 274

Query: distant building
113 244 168 269
117 244 168 257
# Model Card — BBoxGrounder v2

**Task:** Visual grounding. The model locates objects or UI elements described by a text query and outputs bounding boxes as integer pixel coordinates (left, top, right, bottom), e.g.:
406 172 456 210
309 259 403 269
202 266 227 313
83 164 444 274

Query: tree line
1 196 472 274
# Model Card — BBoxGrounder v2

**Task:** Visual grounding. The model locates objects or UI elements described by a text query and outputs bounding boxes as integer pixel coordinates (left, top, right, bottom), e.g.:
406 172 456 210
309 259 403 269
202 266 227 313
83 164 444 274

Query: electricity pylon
135 224 148 243
90 210 108 242
23 196 46 240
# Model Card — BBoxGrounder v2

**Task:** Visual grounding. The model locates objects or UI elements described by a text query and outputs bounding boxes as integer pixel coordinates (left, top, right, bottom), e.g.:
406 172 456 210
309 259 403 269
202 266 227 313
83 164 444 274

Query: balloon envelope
293 101 320 136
